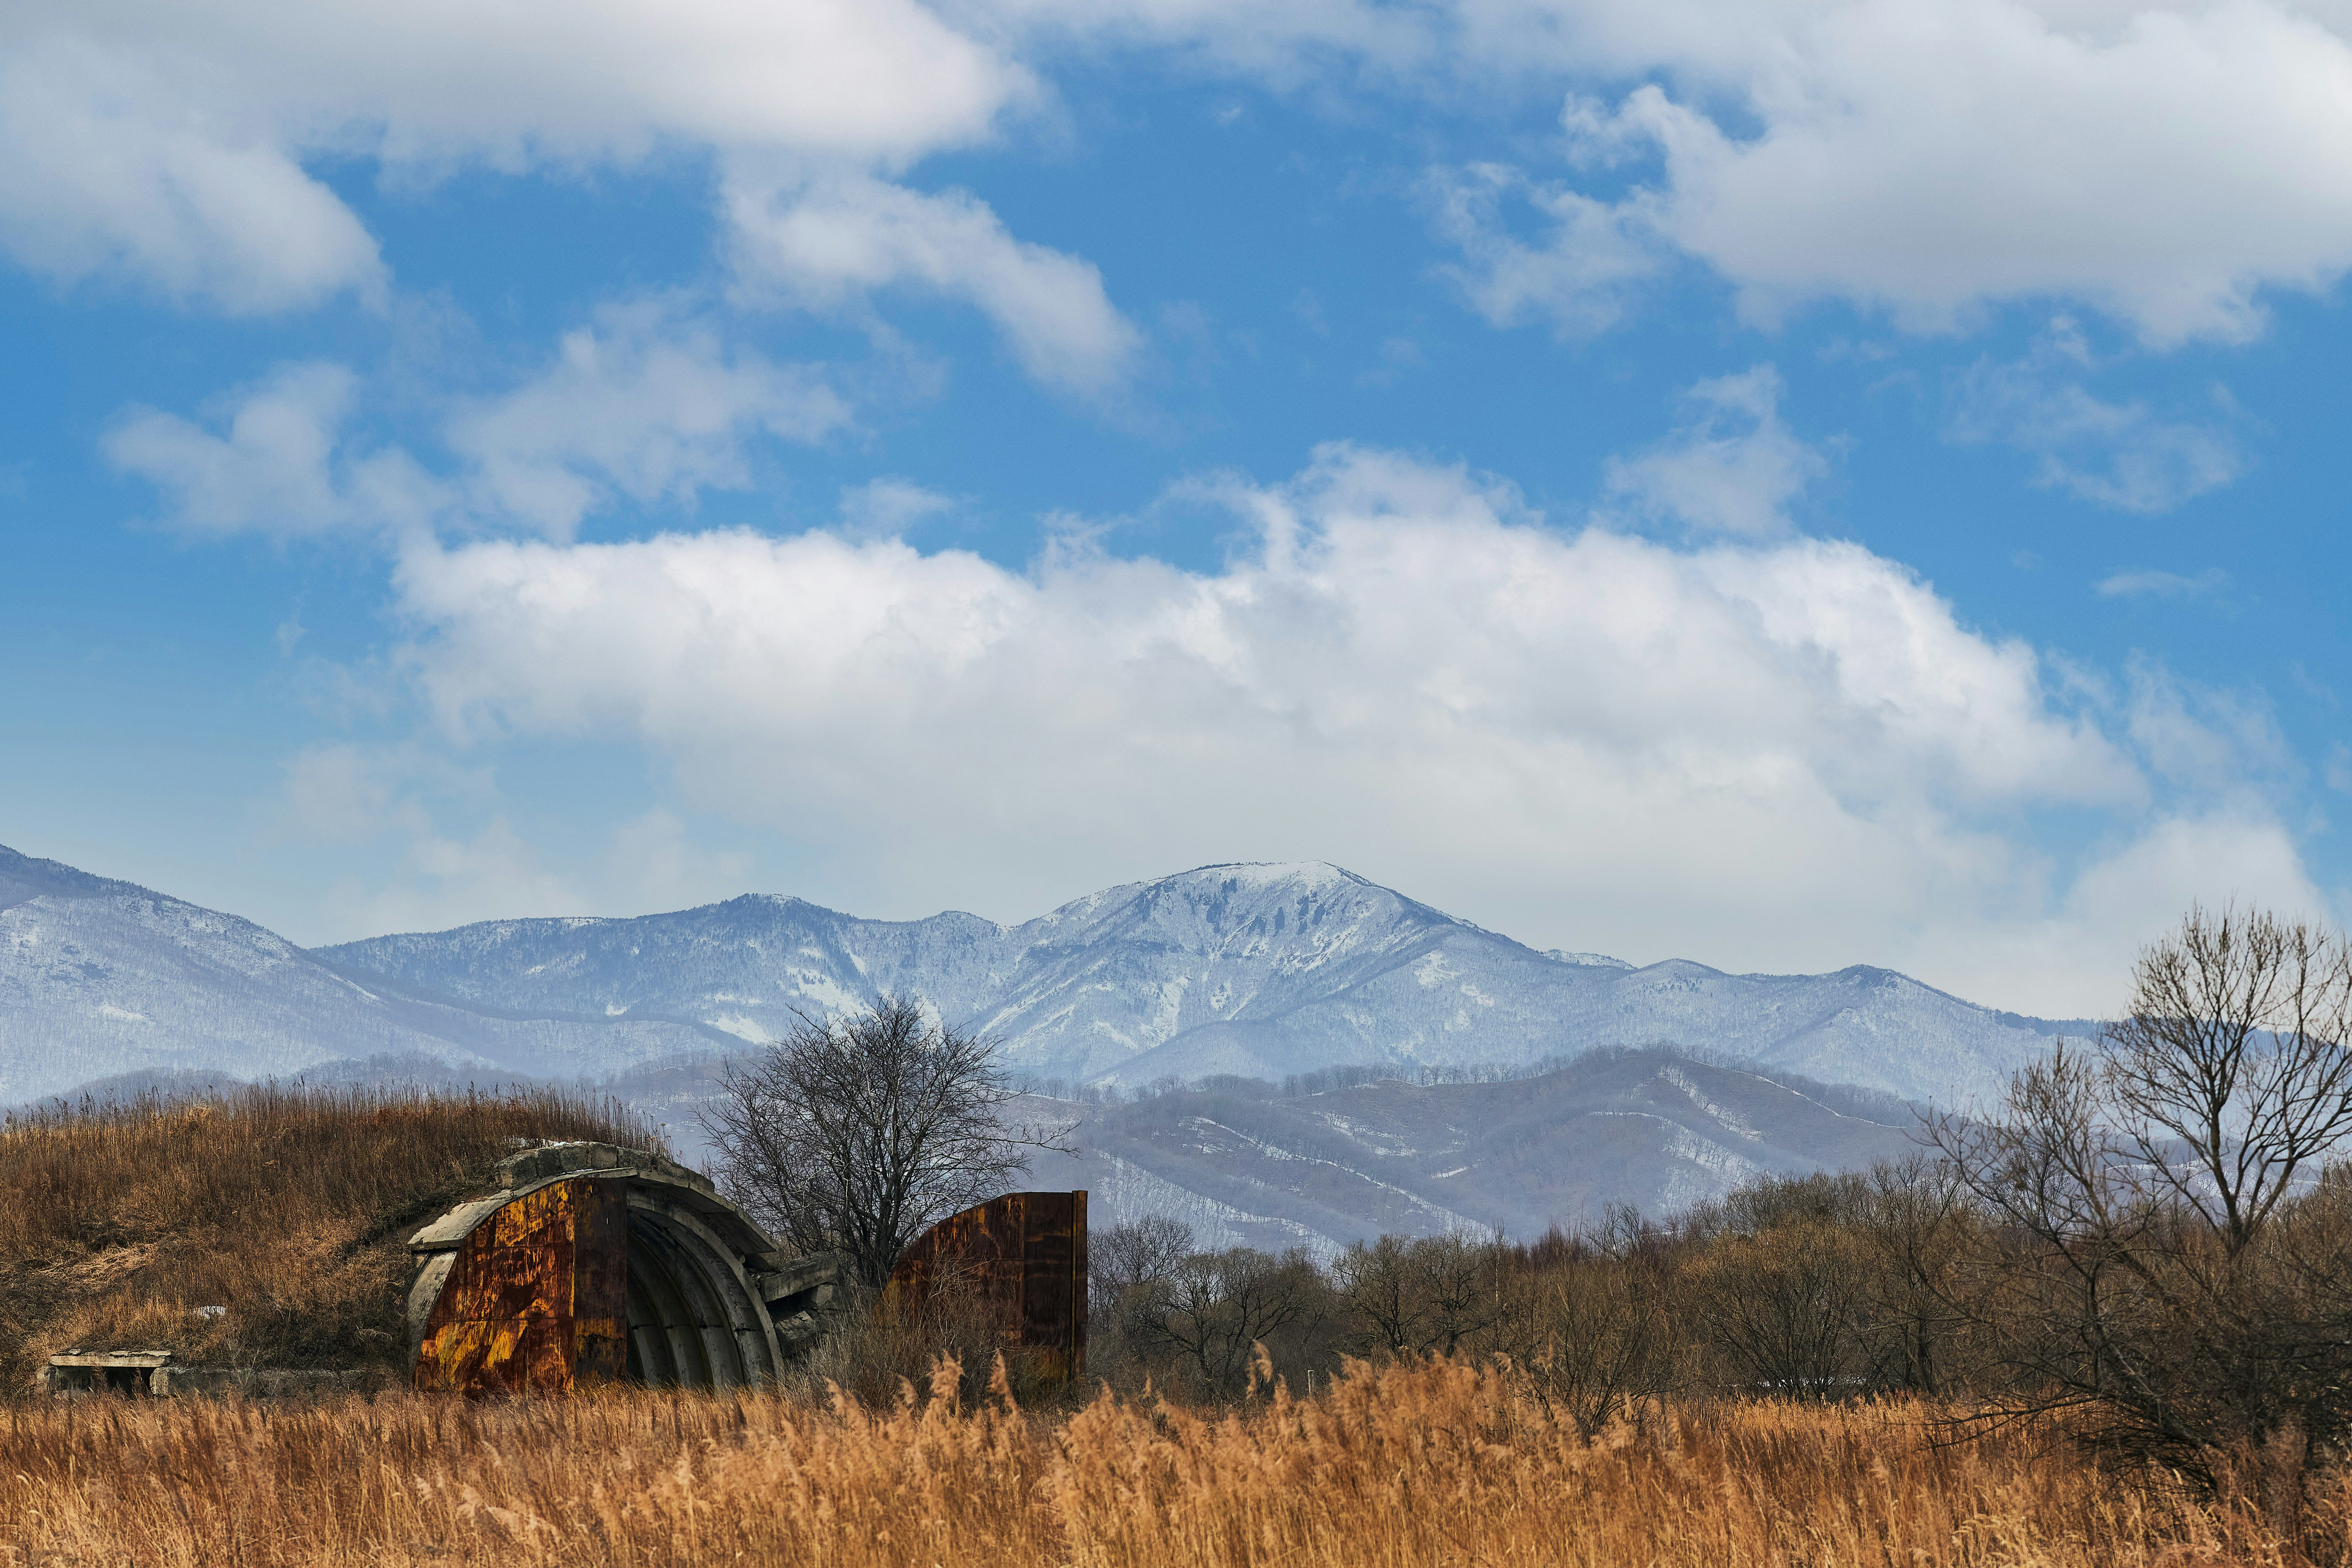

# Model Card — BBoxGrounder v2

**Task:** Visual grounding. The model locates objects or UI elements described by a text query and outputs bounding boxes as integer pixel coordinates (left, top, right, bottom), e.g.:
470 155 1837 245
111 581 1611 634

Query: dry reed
0 1358 2325 1568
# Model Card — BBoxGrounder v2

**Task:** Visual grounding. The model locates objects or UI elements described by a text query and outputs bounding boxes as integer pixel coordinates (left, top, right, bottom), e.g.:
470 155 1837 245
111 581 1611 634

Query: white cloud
1427 162 1663 337
361 441 2317 1016
448 301 850 540
25 0 2352 351
726 172 1141 395
0 41 387 313
17 0 2352 354
287 742 751 936
104 363 447 539
0 0 1023 311
317 817 581 941
2123 659 2289 794
1603 365 1827 536
1949 323 2243 511
2096 567 2231 600
837 477 958 540
1420 1 2352 344
109 305 848 540
320 806 751 936
105 363 354 536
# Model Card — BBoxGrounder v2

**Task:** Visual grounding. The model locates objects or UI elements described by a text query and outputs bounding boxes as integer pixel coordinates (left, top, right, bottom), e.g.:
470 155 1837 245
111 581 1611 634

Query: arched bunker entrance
406 1142 840 1394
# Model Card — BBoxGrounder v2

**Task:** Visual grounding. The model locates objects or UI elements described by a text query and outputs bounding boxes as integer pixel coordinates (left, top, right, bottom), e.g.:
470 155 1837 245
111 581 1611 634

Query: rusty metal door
886 1190 1087 1382
414 1177 629 1394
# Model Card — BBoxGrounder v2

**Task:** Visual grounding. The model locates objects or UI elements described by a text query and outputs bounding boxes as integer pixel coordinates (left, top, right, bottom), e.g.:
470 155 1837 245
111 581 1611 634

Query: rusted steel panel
887 1191 1087 1383
414 1177 629 1394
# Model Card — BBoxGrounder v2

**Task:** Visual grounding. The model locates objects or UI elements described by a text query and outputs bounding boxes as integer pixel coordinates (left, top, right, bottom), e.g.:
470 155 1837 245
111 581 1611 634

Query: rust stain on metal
886 1191 1087 1383
414 1177 628 1394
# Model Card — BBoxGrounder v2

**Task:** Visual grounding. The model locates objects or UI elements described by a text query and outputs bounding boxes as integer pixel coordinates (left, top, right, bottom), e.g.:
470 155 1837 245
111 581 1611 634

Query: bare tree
2105 903 2352 1257
1090 1214 1195 1317
1519 1260 1676 1441
700 994 1057 1292
1135 1247 1328 1395
1927 905 2352 1494
1699 1222 1865 1396
1855 1154 1977 1395
1333 1236 1422 1358
1334 1232 1509 1359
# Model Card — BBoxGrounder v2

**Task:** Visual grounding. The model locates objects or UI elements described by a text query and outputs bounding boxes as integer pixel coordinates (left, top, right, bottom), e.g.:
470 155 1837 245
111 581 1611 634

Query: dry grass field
0 1358 2330 1568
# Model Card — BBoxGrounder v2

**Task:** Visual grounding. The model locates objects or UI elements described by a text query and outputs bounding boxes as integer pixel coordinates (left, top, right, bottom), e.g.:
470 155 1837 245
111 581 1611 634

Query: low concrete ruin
44 1350 172 1397
43 1351 364 1399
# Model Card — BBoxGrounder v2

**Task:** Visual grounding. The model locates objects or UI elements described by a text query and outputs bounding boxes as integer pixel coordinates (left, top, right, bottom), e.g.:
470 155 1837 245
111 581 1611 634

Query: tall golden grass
0 1359 2328 1567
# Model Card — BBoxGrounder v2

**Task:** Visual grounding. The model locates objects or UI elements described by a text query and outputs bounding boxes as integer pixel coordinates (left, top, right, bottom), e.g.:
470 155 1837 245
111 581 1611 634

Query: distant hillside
323 860 2087 1106
1006 1048 1921 1254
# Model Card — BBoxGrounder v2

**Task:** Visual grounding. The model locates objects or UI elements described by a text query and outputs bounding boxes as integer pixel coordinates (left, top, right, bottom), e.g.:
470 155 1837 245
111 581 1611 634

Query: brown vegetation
0 1085 655 1393
0 1359 2336 1567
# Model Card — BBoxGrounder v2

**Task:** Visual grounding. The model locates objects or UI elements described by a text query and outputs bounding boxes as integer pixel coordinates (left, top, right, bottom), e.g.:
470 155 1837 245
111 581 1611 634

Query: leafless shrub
1129 1246 1332 1397
1516 1258 1676 1440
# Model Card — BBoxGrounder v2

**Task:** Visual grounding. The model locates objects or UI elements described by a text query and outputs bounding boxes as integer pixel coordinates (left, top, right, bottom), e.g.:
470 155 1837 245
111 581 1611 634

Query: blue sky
2 0 2347 1017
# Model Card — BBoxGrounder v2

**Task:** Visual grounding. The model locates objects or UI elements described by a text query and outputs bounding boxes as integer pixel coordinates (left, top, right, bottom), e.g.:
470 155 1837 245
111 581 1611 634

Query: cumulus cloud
109 305 846 540
1422 0 2352 344
1948 322 2244 512
0 0 1022 311
104 363 446 539
448 301 851 540
1603 365 1827 536
361 442 2319 1016
726 172 1142 395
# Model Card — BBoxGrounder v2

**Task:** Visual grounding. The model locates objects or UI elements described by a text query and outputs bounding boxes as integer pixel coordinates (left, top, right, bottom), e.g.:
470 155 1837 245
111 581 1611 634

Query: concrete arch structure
406 1142 840 1394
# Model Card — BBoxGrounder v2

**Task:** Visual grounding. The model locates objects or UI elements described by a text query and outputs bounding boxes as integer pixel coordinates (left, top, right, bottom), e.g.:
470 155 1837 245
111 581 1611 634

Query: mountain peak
1160 860 1363 891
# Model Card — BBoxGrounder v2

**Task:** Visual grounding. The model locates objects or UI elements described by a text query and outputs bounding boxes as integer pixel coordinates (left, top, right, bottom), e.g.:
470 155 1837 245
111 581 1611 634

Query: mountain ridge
3 842 2083 1236
317 858 2090 1106
3 842 2092 1114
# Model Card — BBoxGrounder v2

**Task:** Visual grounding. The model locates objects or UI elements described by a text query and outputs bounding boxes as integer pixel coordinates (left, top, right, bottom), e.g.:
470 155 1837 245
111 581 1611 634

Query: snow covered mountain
5 841 2083 1231
320 860 2087 1107
0 843 726 1103
3 839 2087 1114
